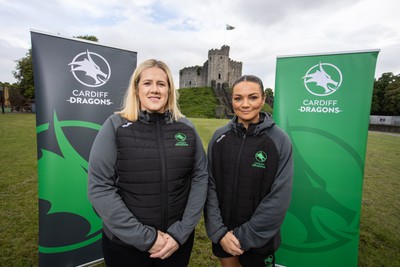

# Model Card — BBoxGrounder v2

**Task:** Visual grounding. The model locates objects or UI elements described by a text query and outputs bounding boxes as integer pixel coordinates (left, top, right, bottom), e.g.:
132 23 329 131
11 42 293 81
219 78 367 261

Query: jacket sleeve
167 121 208 245
87 115 157 252
234 127 293 251
204 129 229 244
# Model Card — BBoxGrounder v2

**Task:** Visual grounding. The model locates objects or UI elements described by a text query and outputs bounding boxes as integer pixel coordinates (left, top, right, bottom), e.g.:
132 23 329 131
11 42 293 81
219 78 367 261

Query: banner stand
76 258 104 267
31 29 137 267
273 49 379 267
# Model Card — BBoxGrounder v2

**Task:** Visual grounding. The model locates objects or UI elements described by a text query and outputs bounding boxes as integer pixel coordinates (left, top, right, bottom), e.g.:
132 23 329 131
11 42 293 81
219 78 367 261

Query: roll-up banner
31 30 137 267
273 50 379 267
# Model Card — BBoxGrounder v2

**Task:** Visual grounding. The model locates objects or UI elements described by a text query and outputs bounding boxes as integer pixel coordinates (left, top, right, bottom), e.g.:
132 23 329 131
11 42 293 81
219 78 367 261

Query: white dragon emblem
69 50 110 87
303 62 342 96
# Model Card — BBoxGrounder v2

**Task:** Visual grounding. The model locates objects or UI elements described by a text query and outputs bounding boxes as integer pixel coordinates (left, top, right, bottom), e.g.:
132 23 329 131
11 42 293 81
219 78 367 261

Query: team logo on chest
252 150 267 169
175 133 189 147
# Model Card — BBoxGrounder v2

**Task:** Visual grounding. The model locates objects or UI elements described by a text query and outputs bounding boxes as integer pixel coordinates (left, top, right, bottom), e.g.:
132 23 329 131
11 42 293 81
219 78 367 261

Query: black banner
31 30 137 266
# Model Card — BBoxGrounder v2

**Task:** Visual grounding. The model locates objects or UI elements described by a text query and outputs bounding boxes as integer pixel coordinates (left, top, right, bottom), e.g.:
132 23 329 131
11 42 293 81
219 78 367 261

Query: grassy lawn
0 113 38 266
0 113 399 266
359 131 400 267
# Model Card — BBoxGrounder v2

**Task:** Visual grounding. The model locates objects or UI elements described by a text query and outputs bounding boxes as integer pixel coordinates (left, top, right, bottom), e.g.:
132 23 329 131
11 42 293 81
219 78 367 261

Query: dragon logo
264 255 274 267
69 50 111 87
175 133 187 142
175 133 189 147
255 151 267 163
303 62 342 96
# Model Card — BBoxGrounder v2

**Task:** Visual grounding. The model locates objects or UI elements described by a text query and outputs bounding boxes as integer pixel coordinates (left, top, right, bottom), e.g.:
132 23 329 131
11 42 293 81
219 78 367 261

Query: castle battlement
208 45 230 57
180 65 202 71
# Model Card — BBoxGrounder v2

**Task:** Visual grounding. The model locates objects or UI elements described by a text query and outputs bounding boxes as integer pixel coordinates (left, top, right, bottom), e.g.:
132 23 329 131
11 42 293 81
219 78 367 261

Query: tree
7 85 25 110
265 88 274 108
370 86 380 115
382 75 400 115
74 35 99 42
371 72 400 115
13 49 34 99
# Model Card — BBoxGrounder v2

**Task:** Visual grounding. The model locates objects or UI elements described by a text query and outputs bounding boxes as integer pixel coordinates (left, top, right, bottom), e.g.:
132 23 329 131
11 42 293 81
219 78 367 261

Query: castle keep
179 45 242 89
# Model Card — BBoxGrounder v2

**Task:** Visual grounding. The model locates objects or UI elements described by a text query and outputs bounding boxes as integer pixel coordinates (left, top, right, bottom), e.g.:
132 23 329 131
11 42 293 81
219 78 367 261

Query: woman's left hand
149 233 179 259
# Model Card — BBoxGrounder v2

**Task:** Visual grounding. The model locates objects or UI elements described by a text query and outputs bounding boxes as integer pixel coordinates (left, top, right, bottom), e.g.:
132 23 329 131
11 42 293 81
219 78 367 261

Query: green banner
273 50 379 267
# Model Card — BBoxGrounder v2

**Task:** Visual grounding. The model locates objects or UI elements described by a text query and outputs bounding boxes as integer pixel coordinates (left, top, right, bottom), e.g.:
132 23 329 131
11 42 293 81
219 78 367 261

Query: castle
179 45 242 89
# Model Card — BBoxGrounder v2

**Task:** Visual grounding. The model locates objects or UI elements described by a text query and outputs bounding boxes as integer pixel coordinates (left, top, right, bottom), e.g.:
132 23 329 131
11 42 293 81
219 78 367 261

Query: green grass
188 118 229 150
0 113 38 266
178 86 273 119
0 113 399 267
178 87 219 118
359 132 400 267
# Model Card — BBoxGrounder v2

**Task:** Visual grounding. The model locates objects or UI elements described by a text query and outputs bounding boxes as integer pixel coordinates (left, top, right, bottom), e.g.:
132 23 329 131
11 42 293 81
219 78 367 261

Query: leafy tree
0 82 26 110
75 35 99 42
371 72 400 115
265 88 274 108
13 49 34 99
382 75 400 115
8 85 25 109
370 89 380 114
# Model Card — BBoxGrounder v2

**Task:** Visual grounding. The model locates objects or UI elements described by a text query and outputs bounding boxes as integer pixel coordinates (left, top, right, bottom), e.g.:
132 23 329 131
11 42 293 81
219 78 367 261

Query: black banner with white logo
31 30 137 267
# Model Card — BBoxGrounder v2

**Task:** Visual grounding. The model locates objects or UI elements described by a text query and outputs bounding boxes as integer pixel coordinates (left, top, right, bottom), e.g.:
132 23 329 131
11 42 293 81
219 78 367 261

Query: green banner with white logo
31 30 137 266
273 50 379 267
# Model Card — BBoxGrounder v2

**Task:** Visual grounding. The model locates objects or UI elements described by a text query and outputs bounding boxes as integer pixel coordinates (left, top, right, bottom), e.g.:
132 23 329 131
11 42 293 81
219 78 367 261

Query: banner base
76 258 104 267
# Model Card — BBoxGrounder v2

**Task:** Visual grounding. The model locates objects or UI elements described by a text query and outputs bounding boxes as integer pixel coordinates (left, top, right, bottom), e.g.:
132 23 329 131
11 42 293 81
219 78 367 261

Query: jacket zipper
230 134 246 227
156 119 168 231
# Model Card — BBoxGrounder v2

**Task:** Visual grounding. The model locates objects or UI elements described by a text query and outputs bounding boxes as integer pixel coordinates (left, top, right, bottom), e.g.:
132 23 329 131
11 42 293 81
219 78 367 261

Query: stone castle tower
179 45 242 89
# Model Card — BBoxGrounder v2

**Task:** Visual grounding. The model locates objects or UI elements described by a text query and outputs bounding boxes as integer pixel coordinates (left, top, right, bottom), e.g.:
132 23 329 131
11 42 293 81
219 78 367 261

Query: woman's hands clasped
148 230 179 259
220 231 244 256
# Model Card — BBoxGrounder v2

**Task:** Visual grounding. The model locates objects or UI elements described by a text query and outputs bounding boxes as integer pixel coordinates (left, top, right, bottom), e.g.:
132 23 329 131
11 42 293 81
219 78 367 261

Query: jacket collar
230 111 274 136
138 110 173 124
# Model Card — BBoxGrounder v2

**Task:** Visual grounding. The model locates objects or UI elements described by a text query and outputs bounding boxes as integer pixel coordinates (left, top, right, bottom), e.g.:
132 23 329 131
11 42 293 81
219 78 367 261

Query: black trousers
102 231 195 267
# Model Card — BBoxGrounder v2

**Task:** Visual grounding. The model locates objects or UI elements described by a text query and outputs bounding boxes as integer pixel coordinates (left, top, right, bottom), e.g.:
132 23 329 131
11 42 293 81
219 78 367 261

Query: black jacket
116 112 196 232
205 112 293 253
88 111 208 251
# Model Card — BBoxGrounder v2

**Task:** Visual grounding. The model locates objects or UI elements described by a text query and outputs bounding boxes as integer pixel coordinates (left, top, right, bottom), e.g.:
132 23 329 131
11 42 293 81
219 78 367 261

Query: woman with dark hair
88 59 208 266
205 75 293 267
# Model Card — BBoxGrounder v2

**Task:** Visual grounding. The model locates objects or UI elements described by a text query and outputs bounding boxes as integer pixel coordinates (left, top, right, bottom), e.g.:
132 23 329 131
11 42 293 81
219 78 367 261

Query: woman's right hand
220 231 244 256
148 230 167 254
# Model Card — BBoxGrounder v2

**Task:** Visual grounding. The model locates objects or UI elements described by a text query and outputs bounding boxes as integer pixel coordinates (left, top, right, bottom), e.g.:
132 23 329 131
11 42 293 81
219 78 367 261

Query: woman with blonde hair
88 59 208 266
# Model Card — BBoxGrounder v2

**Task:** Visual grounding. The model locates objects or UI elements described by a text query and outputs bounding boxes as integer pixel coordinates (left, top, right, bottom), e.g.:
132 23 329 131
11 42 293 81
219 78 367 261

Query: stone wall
179 45 242 89
179 65 207 88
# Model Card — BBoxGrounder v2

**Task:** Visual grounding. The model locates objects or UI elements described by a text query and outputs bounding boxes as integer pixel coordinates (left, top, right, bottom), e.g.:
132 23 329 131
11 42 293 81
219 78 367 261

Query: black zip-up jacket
88 111 208 251
205 112 293 253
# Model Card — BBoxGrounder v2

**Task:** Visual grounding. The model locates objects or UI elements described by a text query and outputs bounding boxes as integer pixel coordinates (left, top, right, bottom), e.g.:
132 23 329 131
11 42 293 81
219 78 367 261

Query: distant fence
369 115 400 132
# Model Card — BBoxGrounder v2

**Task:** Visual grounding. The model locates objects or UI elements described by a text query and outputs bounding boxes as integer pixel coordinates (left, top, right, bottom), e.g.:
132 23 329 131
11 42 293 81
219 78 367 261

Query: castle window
218 74 221 79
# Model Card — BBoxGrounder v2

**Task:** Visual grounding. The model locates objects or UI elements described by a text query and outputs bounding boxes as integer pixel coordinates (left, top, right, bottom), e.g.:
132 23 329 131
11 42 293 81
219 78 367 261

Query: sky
0 0 399 89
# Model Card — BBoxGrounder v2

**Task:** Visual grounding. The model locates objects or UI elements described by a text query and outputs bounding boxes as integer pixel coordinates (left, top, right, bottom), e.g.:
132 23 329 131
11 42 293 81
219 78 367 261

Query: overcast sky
1 0 399 89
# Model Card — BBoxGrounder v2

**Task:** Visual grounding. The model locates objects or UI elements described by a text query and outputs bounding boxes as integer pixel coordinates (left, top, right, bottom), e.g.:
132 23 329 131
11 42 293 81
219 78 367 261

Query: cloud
0 39 28 83
0 0 399 89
